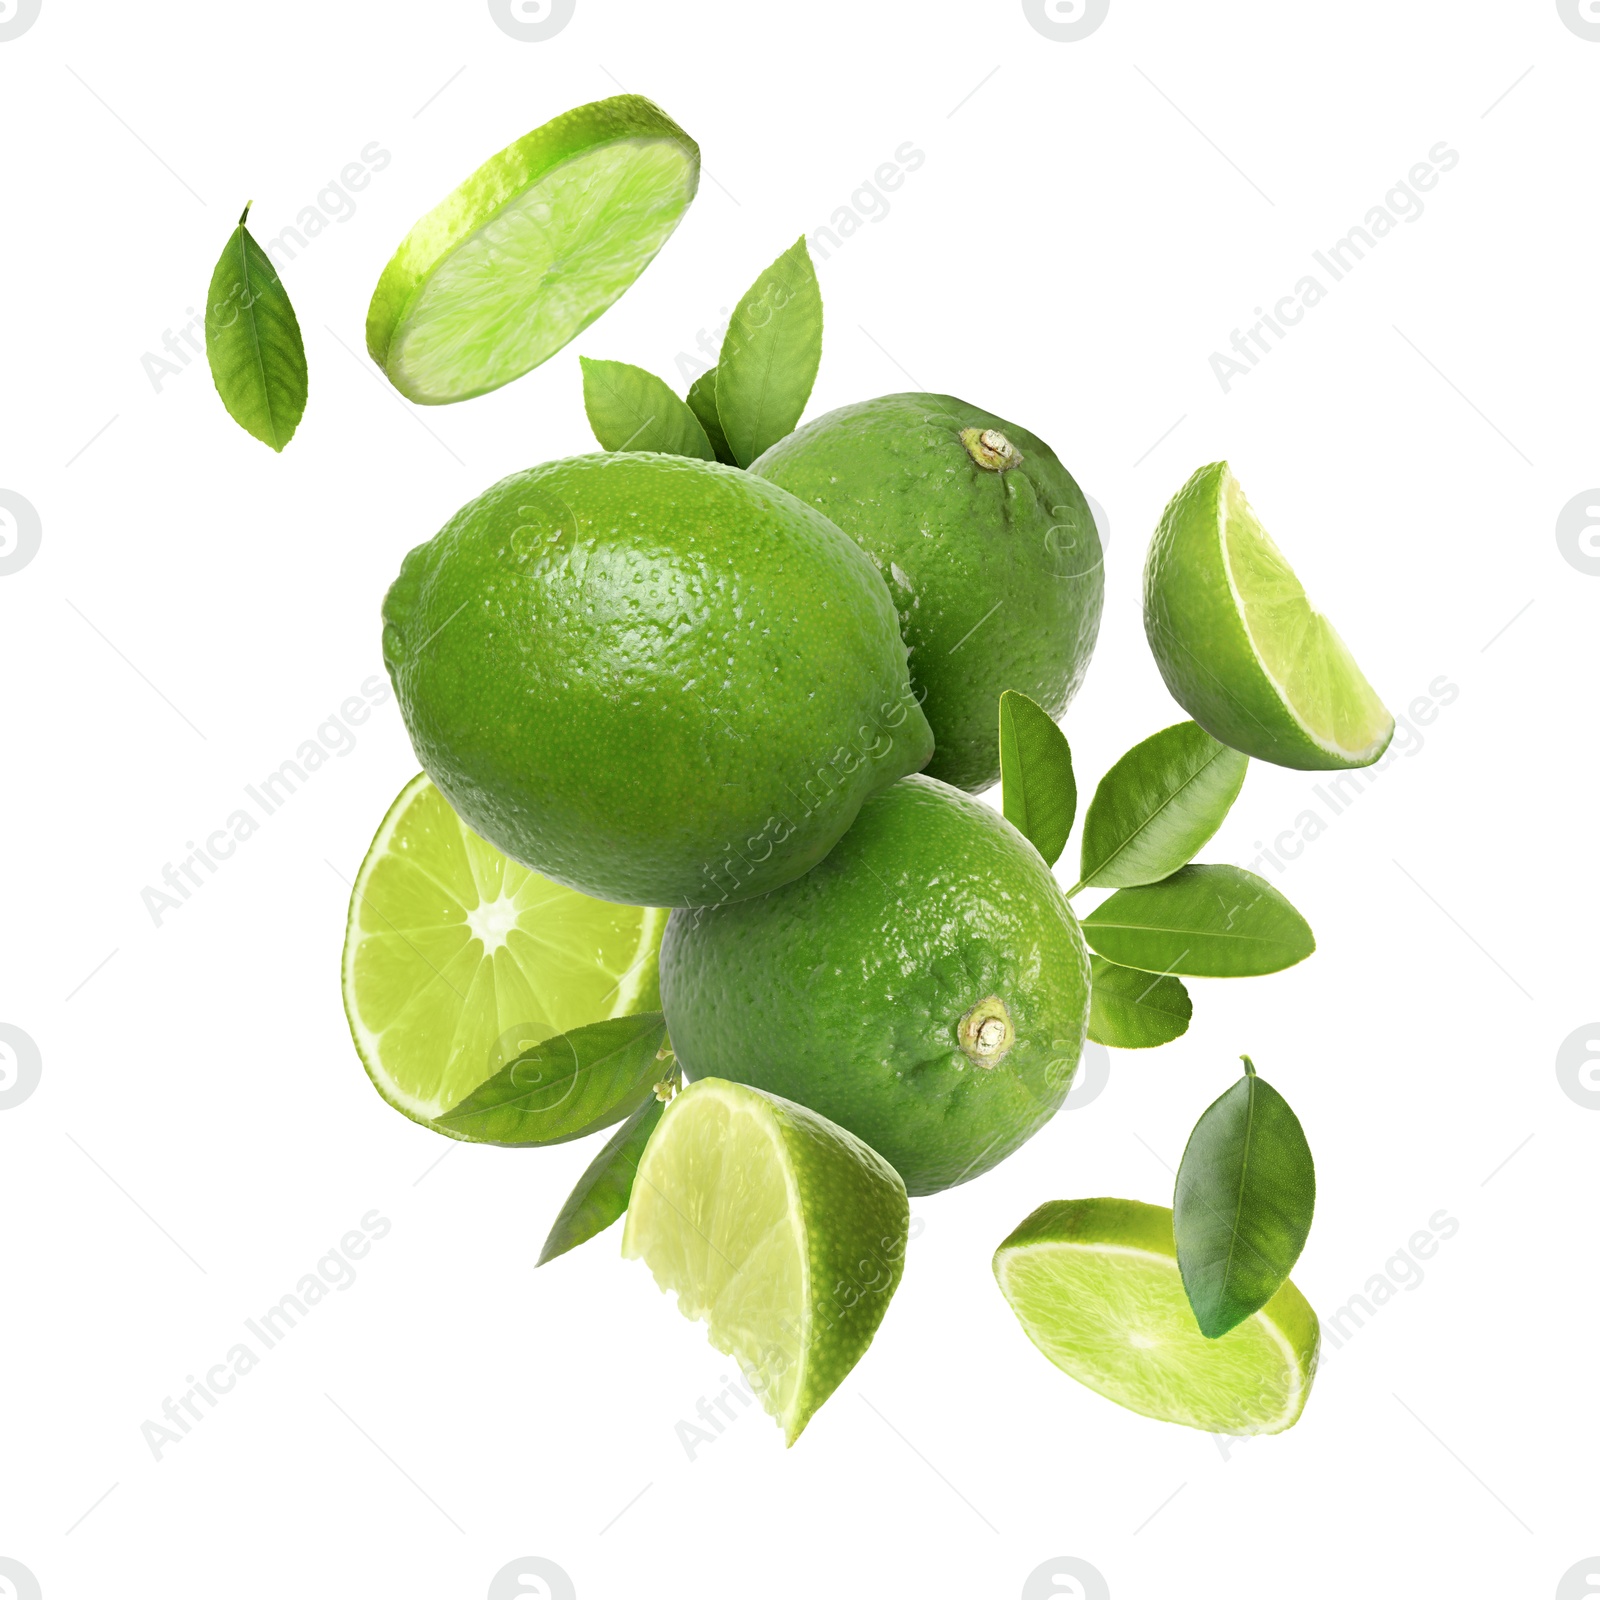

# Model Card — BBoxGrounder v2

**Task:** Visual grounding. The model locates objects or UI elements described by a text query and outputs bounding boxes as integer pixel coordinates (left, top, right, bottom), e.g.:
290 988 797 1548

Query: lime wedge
994 1197 1319 1434
341 774 665 1137
621 1078 908 1444
366 95 698 404
1144 462 1393 769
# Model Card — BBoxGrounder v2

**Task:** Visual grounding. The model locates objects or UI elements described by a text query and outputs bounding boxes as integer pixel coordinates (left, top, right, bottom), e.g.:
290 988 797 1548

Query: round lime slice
621 1078 909 1445
341 774 666 1138
994 1197 1319 1434
366 94 699 404
1144 461 1393 769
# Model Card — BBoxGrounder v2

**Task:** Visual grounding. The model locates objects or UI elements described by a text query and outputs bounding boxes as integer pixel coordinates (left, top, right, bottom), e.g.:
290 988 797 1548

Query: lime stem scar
961 427 1024 472
958 995 1014 1068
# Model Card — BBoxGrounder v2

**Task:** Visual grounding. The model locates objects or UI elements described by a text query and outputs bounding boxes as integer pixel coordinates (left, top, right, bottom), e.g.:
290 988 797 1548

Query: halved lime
366 95 699 404
621 1078 908 1444
1144 462 1393 769
341 774 665 1138
994 1197 1319 1434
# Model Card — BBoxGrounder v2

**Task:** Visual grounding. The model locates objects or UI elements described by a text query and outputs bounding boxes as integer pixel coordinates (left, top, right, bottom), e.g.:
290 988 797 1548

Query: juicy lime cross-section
994 1198 1319 1434
366 95 699 404
342 774 665 1136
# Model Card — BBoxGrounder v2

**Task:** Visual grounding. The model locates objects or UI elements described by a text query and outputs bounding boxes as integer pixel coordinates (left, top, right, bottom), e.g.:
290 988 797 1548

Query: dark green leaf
1174 1057 1315 1337
1078 721 1248 890
435 1013 668 1146
1081 865 1314 977
580 357 713 458
1087 955 1191 1049
205 203 307 451
686 365 737 465
998 690 1075 868
717 236 822 466
538 1086 668 1266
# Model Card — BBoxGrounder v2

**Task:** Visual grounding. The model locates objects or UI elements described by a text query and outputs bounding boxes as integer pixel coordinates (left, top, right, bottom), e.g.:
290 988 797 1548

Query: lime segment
1144 462 1392 770
367 95 699 404
341 774 665 1135
994 1197 1319 1434
1221 472 1392 759
621 1078 909 1444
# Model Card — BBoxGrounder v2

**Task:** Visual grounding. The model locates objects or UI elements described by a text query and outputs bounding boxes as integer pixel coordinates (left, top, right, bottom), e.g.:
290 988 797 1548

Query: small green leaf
717 236 823 466
686 365 737 465
538 1086 669 1266
1087 955 1191 1049
1078 722 1248 890
205 202 308 451
435 1013 668 1146
998 689 1075 867
1081 865 1315 977
580 357 714 458
1174 1056 1315 1338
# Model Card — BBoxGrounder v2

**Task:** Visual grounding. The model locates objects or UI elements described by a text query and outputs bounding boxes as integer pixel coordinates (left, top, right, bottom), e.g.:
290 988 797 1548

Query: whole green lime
382 454 933 908
660 774 1091 1194
750 394 1103 792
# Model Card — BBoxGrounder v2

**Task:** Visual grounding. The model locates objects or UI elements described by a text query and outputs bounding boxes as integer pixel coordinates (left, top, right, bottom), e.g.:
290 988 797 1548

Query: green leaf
204 203 308 451
1081 865 1315 977
579 357 713 458
1077 722 1248 891
686 365 737 465
538 1086 669 1266
435 1013 668 1146
1087 955 1191 1049
717 236 823 466
1174 1056 1315 1338
998 690 1076 867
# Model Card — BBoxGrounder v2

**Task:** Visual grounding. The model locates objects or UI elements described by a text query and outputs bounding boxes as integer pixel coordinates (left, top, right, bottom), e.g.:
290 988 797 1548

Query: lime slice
994 1197 1319 1434
366 95 698 404
1144 462 1393 769
621 1078 908 1444
341 774 666 1137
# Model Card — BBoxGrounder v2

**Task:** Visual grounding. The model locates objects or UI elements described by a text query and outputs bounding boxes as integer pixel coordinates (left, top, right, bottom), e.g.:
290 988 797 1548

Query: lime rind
366 95 699 404
994 1198 1319 1436
341 773 666 1139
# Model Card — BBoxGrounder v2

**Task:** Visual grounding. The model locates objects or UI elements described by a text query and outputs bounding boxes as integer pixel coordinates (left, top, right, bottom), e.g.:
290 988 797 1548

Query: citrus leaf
580 357 713 458
1174 1057 1315 1338
205 203 307 451
1087 955 1191 1049
1081 865 1314 977
436 1012 668 1146
998 689 1075 867
686 365 737 464
538 1086 669 1265
1078 721 1247 890
717 236 822 466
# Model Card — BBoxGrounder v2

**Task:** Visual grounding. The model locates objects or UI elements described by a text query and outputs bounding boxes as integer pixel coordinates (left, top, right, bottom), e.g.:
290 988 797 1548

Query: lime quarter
1144 462 1392 769
621 1078 909 1444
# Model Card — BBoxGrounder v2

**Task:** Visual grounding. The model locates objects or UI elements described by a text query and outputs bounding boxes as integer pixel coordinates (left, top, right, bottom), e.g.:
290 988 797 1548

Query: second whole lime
750 393 1104 792
660 774 1091 1195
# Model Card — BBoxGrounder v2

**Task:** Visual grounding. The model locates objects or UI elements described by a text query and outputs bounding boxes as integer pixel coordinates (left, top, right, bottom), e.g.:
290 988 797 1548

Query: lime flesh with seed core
341 773 665 1138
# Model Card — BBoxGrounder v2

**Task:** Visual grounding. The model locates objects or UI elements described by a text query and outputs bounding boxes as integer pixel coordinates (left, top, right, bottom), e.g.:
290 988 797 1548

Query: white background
2 2 1596 1597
